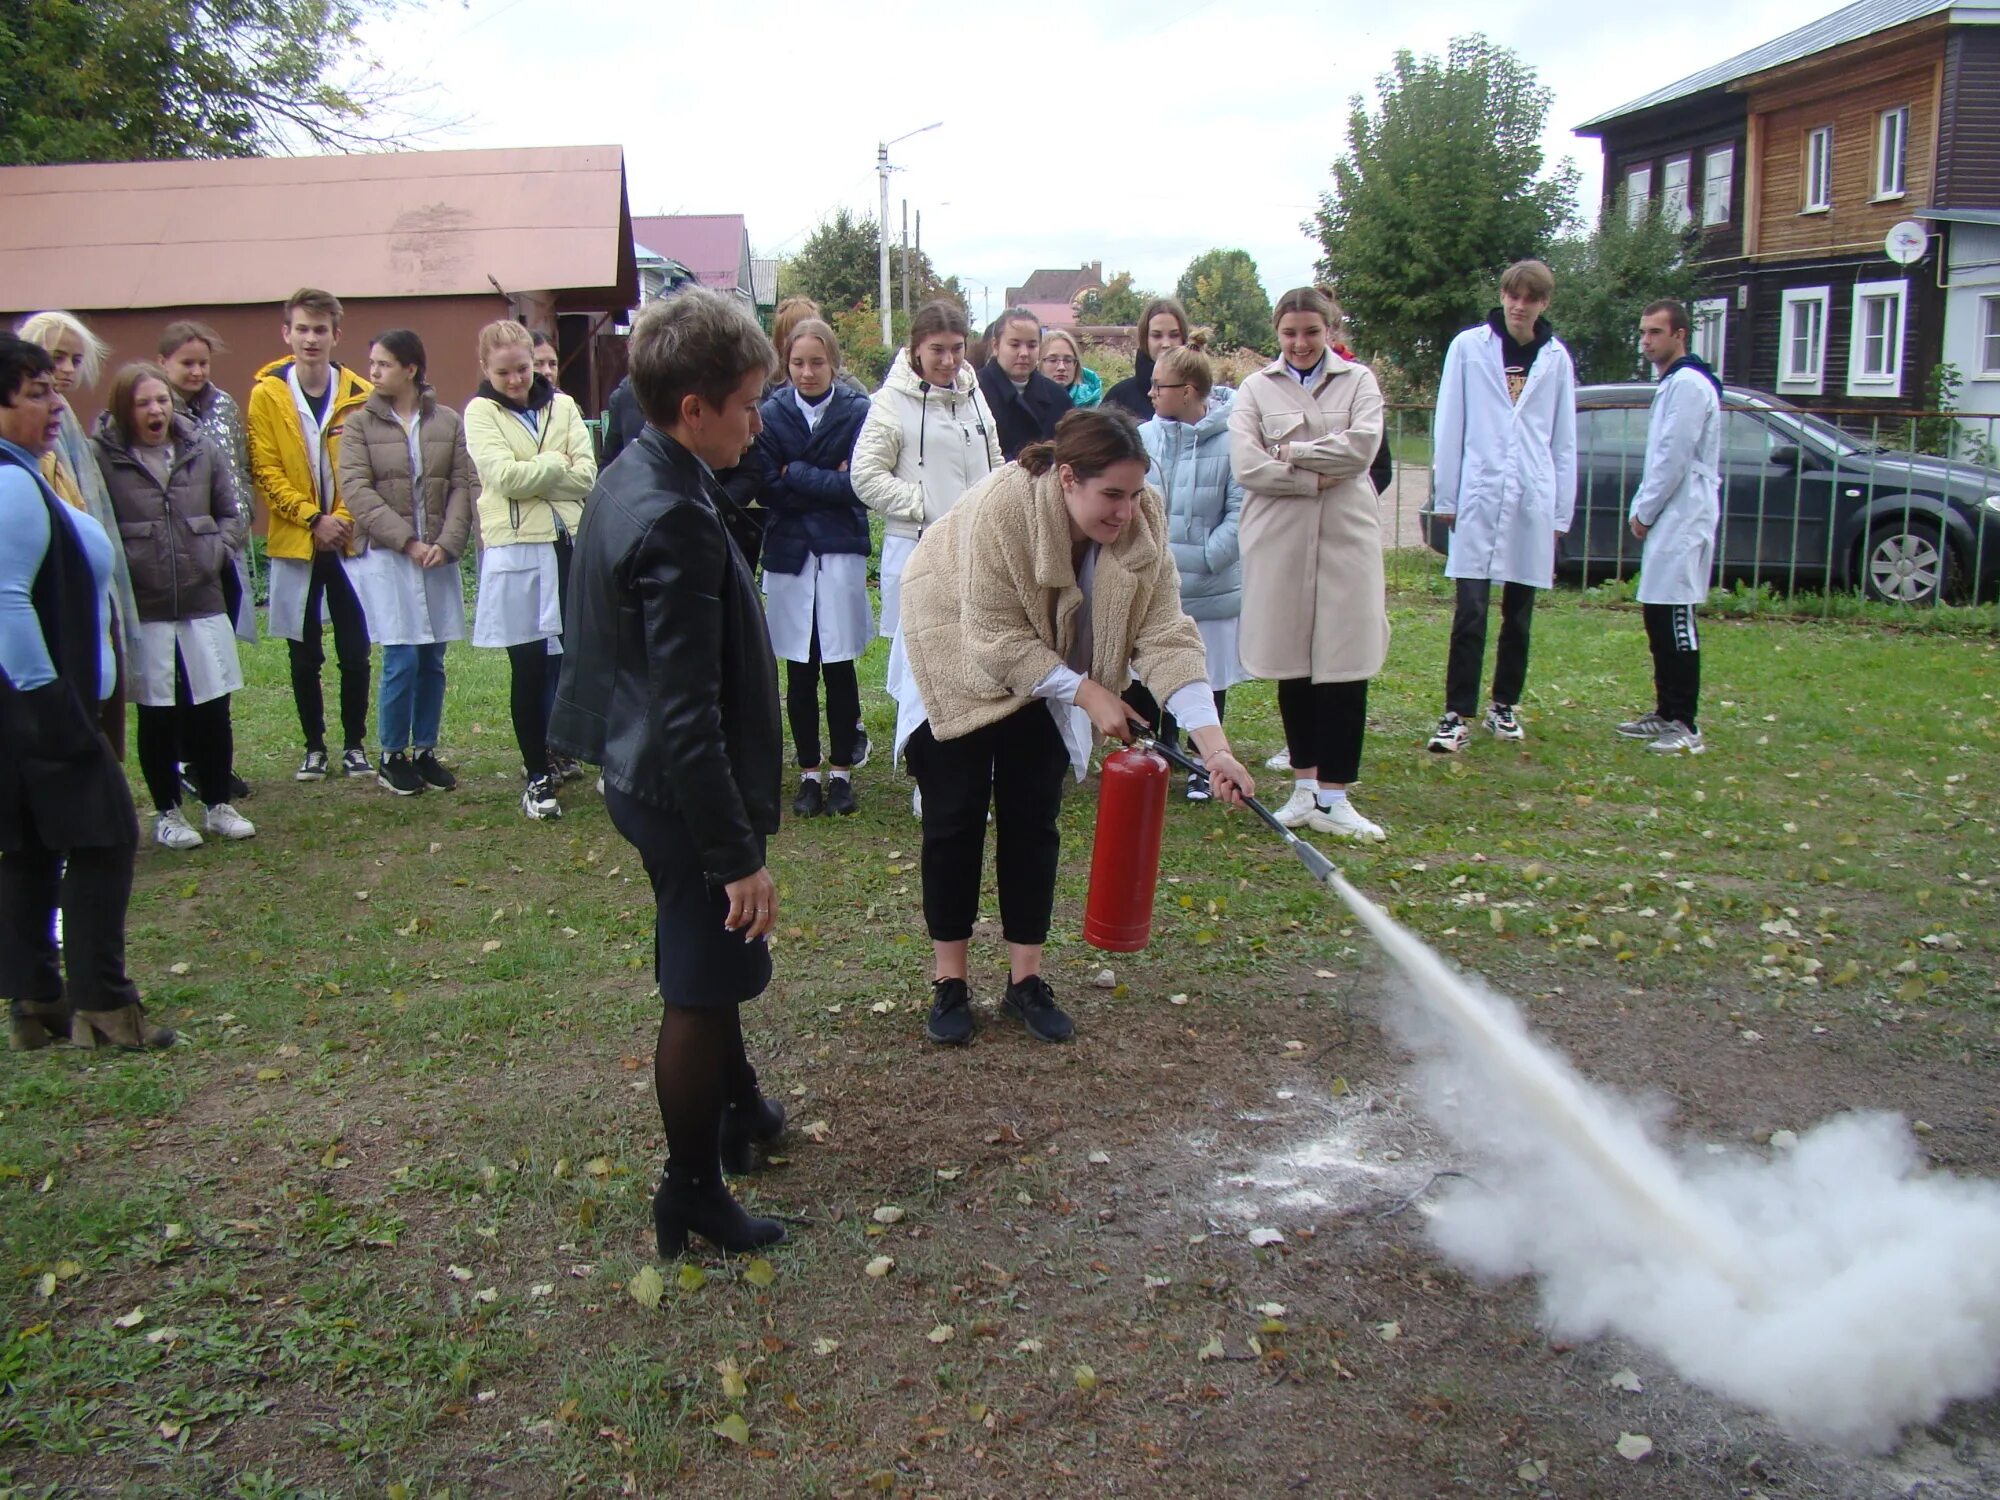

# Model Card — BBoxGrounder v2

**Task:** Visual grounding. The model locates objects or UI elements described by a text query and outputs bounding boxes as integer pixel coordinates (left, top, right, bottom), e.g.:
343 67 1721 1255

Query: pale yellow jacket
464 391 596 547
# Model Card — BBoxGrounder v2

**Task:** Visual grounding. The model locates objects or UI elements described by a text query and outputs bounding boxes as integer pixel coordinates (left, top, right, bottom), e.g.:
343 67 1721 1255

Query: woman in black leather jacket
549 289 788 1258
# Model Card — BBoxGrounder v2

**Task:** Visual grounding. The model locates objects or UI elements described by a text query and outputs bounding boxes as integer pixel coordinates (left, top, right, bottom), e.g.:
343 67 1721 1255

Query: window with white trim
1692 298 1729 376
1876 107 1909 198
1981 294 2000 377
1661 155 1692 229
1846 279 1907 397
1625 164 1652 225
1778 287 1829 395
1702 145 1734 227
1805 126 1833 211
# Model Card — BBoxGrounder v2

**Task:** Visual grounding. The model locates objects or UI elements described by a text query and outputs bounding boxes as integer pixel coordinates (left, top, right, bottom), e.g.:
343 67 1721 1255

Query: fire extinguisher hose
1128 724 1341 886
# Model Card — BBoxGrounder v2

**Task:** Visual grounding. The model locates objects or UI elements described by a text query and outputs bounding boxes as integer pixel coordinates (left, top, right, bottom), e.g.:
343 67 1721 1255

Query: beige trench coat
1228 354 1388 683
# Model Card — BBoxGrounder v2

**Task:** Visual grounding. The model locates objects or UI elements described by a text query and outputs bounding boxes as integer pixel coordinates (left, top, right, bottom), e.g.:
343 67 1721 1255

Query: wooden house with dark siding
1577 0 2000 422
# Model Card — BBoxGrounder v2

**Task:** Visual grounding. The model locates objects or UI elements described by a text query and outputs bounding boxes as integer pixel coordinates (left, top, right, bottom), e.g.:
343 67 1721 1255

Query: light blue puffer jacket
1139 396 1242 621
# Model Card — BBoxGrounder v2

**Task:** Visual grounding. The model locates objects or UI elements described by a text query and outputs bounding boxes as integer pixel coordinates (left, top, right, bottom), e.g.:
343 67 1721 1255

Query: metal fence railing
1375 402 2000 625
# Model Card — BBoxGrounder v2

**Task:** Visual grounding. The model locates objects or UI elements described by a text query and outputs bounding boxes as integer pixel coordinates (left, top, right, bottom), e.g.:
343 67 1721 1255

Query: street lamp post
878 122 943 345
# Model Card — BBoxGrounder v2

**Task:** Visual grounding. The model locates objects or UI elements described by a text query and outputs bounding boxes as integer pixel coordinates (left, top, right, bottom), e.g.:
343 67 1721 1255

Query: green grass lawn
2 554 1995 1497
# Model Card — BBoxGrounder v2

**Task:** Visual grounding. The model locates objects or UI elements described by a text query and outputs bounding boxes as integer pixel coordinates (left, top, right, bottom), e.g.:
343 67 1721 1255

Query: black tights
507 641 555 778
786 618 861 769
135 659 233 813
654 1005 758 1185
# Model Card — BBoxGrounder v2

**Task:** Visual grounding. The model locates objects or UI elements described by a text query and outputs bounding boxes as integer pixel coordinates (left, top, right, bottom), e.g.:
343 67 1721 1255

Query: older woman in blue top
0 335 174 1052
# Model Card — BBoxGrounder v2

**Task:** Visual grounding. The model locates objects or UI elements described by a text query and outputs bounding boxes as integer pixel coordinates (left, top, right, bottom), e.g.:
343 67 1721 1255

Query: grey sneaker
340 748 374 777
1647 722 1707 756
295 749 329 781
1616 712 1673 741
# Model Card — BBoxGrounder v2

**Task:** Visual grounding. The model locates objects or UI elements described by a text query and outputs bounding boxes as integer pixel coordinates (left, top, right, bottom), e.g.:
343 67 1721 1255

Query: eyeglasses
1042 355 1077 367
1148 382 1189 393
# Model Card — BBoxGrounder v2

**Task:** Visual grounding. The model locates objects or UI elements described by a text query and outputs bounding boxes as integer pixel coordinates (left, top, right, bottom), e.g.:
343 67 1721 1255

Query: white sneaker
154 807 204 850
1646 722 1707 756
1313 797 1387 842
521 774 563 821
1264 748 1293 771
1427 713 1470 754
1274 786 1319 829
203 803 256 840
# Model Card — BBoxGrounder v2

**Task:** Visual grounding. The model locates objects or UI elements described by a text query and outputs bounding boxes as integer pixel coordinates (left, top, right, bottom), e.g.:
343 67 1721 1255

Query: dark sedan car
1424 384 2000 605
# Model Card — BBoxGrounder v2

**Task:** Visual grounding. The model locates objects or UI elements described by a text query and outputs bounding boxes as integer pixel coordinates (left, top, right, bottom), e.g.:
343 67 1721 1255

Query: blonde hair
1039 328 1083 374
17 311 110 388
783 317 841 370
476 319 535 368
1154 345 1213 399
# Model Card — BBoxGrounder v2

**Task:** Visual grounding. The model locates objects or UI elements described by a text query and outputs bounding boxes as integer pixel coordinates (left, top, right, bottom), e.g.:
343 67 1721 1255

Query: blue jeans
379 643 447 753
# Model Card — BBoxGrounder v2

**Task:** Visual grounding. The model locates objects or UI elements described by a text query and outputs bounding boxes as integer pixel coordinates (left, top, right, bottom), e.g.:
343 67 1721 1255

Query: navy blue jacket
976 360 1071 461
752 384 871 575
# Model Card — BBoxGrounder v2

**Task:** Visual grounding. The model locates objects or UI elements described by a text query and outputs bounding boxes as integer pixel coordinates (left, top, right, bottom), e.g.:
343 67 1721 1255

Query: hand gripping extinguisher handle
1132 727 1339 887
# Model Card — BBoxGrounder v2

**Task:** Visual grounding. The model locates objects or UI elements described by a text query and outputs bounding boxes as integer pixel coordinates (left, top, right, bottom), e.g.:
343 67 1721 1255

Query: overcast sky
369 0 1829 320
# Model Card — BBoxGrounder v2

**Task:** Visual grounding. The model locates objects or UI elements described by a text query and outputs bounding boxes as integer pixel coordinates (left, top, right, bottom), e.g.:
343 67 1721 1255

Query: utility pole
901 200 912 319
877 122 942 345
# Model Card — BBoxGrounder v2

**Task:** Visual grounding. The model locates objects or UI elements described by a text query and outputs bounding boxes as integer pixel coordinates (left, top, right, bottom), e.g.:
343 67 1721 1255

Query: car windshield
1739 402 1871 457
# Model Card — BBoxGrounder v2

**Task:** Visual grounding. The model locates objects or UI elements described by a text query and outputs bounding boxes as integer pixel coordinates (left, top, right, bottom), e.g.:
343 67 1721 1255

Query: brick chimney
1087 260 1102 282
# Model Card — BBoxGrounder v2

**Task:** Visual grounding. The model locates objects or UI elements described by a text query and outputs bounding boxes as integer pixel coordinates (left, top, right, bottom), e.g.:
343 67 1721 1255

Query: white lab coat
1430 323 1578 589
1629 362 1722 606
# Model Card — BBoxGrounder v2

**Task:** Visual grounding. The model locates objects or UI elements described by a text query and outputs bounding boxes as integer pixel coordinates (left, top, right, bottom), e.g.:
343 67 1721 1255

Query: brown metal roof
0 145 637 312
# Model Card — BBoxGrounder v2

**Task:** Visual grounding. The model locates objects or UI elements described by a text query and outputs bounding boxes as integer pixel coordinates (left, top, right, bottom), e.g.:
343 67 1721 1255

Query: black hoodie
1104 349 1156 421
1486 309 1553 404
1662 352 1725 398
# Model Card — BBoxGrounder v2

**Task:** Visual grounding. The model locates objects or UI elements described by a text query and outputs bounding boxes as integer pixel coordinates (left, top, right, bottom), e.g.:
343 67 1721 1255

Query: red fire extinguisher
1083 746 1171 952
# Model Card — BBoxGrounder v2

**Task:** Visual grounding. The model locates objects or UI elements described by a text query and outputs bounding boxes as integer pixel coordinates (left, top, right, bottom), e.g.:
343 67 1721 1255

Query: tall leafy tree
780 208 947 318
1545 200 1700 384
1075 271 1150 327
1309 34 1578 391
1175 249 1275 355
0 0 419 164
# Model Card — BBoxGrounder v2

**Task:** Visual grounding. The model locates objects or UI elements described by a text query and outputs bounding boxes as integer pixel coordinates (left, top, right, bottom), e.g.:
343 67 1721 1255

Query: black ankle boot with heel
652 1167 787 1257
719 1095 787 1176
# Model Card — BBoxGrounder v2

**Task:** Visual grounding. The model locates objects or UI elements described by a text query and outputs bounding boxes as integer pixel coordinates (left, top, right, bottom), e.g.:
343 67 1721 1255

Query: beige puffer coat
338 388 479 559
1228 354 1388 683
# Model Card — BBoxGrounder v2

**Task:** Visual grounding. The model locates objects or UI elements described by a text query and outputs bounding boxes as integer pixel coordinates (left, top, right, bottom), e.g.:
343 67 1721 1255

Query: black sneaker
824 776 857 816
850 725 872 769
1185 769 1212 802
377 752 425 796
229 771 252 801
341 747 374 778
792 778 825 818
295 749 329 782
1002 974 1074 1043
551 755 585 783
413 751 457 791
925 978 974 1046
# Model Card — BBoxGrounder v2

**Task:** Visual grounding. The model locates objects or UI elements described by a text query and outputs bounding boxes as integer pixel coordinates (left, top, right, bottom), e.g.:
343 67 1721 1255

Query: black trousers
1643 603 1701 729
509 535 573 778
289 550 371 752
786 609 861 769
1121 682 1227 751
0 773 142 1016
1276 677 1368 784
905 704 1069 946
135 650 232 812
1445 578 1536 717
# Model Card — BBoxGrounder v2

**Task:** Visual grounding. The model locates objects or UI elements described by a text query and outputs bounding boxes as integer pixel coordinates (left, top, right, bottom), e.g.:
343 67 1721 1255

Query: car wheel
1859 519 1952 606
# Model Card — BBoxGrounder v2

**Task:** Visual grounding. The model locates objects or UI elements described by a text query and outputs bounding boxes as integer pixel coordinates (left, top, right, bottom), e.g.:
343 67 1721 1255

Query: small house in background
750 259 779 318
0 144 636 415
1577 0 2000 430
1004 262 1105 329
629 214 756 305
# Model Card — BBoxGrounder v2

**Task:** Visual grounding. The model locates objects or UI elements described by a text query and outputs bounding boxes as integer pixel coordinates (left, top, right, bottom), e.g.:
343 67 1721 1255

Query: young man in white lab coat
1426 260 1577 753
1619 298 1722 756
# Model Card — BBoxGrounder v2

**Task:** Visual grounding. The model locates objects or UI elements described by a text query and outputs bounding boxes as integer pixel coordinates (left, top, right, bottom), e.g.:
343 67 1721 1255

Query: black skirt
605 785 771 1008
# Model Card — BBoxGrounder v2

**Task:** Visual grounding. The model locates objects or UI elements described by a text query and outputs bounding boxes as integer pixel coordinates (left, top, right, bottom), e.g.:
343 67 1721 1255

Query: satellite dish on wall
1885 221 1928 266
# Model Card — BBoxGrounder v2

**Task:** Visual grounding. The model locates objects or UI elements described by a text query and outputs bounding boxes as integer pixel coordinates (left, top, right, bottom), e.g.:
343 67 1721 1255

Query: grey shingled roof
1576 0 1955 130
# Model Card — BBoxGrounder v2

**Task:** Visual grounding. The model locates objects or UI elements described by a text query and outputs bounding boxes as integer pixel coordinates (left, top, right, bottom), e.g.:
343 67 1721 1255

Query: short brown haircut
105 361 175 448
1136 297 1189 344
907 299 971 358
1019 406 1148 481
1153 345 1213 399
783 316 841 370
1643 298 1691 336
628 288 777 428
1500 259 1555 301
1273 285 1343 334
158 320 225 360
284 288 342 327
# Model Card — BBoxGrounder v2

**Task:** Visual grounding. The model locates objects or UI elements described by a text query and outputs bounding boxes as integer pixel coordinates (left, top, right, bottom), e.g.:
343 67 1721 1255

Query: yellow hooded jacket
246 358 373 561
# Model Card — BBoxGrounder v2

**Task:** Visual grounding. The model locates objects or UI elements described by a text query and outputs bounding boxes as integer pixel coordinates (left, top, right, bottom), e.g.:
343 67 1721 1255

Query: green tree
1544 198 1700 384
1075 271 1150 326
782 208 947 318
0 0 416 164
1309 34 1578 392
1176 249 1275 355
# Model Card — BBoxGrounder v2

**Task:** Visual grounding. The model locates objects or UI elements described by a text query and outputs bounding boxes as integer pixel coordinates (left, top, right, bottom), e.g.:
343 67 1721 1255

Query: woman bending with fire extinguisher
890 407 1255 1048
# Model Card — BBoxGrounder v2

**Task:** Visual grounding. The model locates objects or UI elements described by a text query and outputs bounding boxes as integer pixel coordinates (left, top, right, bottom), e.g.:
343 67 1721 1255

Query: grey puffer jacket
90 413 244 624
338 387 478 558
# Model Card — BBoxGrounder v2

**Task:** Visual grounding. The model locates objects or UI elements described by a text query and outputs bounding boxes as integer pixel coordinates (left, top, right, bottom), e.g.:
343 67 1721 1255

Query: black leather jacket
549 427 781 884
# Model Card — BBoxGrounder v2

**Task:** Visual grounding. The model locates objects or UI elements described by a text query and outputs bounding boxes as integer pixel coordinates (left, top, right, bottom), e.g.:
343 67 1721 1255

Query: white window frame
1979 293 2000 378
1804 126 1834 212
1846 278 1907 397
1625 164 1652 225
1692 297 1729 376
1778 286 1830 395
1876 106 1909 199
1661 154 1693 229
1702 144 1735 227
